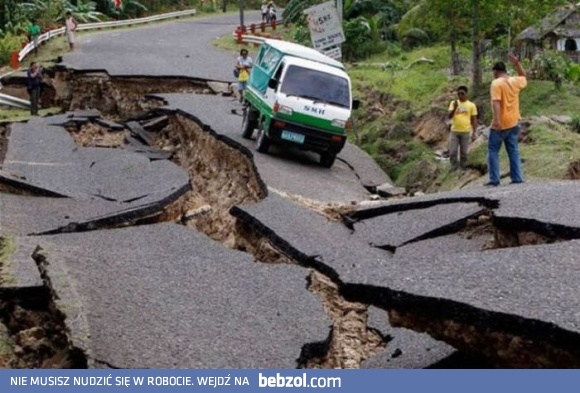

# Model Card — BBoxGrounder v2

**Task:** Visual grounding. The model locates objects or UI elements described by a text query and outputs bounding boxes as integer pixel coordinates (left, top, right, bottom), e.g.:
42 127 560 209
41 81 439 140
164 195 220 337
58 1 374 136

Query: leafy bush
291 24 311 47
342 16 385 61
385 42 402 57
401 28 429 49
0 33 24 67
530 49 569 83
565 63 580 85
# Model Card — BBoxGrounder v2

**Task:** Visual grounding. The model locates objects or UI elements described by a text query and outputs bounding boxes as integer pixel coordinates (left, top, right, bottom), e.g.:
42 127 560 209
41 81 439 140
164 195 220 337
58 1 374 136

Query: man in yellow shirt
487 53 527 186
448 85 477 171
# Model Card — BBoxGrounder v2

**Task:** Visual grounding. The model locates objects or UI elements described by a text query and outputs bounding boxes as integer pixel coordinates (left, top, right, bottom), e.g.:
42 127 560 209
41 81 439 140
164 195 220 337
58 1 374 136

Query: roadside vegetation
280 0 580 192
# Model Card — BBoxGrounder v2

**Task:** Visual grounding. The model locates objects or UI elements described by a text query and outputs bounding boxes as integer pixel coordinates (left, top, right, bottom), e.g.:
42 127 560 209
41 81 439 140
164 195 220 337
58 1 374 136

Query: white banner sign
323 46 342 60
304 1 345 51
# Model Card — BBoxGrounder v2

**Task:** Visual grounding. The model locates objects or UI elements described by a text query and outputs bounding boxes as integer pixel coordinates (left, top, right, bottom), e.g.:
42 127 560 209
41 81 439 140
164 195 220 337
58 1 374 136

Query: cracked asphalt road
2 10 580 369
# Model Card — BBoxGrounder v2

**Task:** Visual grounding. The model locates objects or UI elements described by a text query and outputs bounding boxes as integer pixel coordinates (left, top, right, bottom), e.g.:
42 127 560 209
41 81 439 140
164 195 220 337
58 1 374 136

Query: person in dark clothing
27 62 43 116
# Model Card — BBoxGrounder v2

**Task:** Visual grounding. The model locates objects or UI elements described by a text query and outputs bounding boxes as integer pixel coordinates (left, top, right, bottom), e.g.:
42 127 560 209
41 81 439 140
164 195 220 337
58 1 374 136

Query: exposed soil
494 229 559 248
154 114 266 245
53 71 209 118
66 122 128 148
462 213 496 250
567 160 580 180
307 272 387 368
0 291 86 368
414 109 448 148
388 308 580 368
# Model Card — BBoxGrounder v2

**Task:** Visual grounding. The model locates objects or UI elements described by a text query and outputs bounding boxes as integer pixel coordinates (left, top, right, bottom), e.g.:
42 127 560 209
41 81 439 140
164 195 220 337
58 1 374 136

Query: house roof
517 5 578 41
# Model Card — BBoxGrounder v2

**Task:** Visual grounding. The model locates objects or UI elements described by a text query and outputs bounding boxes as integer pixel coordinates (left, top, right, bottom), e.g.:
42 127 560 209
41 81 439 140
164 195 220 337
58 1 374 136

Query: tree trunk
471 0 482 92
222 0 227 12
450 29 459 76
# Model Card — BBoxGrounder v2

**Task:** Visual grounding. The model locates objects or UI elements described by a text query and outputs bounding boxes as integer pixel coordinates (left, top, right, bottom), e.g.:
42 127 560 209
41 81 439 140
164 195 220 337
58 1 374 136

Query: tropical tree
399 0 569 90
283 0 406 60
50 0 105 22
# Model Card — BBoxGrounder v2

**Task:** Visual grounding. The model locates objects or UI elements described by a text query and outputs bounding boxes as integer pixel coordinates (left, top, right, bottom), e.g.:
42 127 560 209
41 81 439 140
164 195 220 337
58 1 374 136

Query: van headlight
273 101 293 115
331 119 346 128
332 118 352 130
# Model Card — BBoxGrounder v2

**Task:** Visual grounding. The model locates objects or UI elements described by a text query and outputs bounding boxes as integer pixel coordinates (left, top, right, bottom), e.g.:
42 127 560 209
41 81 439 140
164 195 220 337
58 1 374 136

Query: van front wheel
241 107 258 139
320 152 336 168
256 126 270 153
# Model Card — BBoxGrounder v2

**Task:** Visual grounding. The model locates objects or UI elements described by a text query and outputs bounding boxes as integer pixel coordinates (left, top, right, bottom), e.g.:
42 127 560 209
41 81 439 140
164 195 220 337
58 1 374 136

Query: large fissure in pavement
148 113 389 368
152 112 267 244
54 70 211 118
1 69 387 368
0 238 87 368
350 198 573 251
9 69 563 368
386 305 580 368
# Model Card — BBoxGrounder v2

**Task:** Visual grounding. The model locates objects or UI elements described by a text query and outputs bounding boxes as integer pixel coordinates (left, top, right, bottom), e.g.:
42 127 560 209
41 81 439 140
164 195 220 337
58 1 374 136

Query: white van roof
283 56 349 80
263 39 345 70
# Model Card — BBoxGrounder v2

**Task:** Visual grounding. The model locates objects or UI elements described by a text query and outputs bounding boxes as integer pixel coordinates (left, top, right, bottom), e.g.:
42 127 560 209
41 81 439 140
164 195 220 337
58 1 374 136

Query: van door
266 62 284 108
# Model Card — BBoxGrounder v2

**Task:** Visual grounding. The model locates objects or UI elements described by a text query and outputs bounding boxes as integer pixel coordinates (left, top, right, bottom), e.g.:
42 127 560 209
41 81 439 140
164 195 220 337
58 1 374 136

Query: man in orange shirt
486 53 527 186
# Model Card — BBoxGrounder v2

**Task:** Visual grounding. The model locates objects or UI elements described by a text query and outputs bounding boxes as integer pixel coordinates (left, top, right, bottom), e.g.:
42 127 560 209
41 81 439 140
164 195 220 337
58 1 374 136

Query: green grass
347 41 580 191
521 123 580 179
349 45 455 109
0 107 62 124
520 81 580 118
429 121 580 192
0 236 17 285
0 322 14 367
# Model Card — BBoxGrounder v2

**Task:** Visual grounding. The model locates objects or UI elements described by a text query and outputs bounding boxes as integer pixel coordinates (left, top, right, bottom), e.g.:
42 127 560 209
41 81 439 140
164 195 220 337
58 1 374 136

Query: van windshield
280 65 350 109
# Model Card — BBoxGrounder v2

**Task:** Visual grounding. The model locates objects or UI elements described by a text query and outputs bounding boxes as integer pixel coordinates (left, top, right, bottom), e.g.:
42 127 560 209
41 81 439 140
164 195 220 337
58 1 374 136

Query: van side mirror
352 99 361 110
268 79 278 90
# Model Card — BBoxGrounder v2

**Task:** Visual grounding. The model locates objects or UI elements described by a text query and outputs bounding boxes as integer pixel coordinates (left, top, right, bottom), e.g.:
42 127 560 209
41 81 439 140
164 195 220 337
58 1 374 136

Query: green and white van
241 39 359 168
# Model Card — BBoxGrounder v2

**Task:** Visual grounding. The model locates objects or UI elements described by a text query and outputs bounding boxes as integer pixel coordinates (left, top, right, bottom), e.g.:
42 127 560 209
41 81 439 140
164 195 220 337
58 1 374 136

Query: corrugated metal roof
517 7 578 41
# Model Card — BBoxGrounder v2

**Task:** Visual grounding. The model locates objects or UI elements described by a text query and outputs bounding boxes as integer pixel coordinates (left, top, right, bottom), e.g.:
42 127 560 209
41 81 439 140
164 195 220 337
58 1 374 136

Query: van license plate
281 130 305 144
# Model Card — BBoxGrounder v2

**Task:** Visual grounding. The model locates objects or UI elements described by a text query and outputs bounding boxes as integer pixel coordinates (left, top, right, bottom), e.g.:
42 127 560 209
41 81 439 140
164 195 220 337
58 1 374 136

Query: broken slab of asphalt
0 236 43 290
152 93 386 203
230 192 389 282
350 180 580 240
24 223 329 368
0 191 184 236
3 118 189 203
0 115 192 235
351 202 485 249
231 183 580 366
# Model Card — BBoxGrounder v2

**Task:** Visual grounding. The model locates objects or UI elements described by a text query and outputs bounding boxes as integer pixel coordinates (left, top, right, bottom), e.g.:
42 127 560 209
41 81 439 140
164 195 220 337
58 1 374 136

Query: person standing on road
27 62 43 116
486 53 527 186
28 19 41 55
236 49 253 104
268 2 277 23
448 85 477 171
261 1 269 22
65 11 78 51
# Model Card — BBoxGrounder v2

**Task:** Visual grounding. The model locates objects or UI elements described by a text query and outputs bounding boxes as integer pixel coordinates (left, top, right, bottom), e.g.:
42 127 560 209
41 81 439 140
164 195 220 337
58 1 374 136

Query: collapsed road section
231 183 580 368
0 69 396 368
3 69 580 368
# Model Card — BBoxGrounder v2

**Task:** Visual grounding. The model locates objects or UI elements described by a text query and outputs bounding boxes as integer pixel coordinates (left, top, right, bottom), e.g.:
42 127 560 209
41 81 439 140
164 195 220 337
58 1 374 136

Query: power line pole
238 0 245 29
